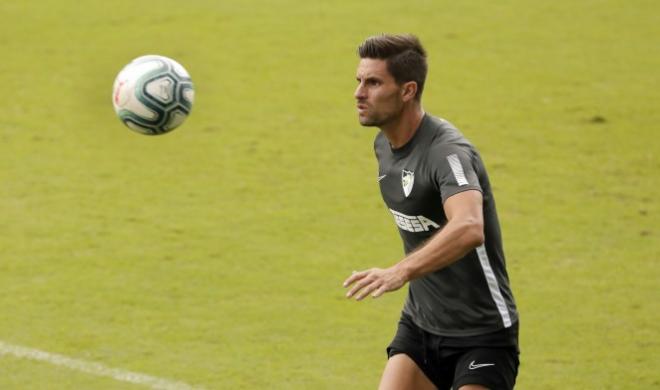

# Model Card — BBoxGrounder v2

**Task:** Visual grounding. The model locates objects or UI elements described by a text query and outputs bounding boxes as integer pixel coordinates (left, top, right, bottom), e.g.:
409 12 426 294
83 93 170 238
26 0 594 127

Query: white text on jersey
389 209 441 232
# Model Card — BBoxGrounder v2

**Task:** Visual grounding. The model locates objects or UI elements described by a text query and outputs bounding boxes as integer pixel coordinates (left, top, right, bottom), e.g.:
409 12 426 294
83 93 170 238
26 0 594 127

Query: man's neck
381 106 425 149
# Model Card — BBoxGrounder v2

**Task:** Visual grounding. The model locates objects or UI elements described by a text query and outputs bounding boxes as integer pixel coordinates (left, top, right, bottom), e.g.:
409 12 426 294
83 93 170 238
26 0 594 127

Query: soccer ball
112 55 194 135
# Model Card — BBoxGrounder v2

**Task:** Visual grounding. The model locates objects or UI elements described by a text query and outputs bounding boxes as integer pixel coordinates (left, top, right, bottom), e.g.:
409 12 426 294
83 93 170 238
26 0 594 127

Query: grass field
1 0 658 388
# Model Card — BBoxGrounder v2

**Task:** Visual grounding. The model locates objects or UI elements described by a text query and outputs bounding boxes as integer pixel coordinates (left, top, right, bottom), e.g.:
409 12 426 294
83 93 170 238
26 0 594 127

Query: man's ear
401 81 418 102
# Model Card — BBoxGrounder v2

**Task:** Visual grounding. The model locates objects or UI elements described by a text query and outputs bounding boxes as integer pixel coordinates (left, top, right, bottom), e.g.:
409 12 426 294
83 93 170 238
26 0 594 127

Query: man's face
354 58 404 127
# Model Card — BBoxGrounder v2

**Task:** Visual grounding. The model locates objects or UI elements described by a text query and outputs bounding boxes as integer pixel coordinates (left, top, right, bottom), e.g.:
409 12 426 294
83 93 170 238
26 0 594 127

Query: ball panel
182 86 195 106
165 110 188 131
170 60 191 79
145 76 176 105
125 120 155 135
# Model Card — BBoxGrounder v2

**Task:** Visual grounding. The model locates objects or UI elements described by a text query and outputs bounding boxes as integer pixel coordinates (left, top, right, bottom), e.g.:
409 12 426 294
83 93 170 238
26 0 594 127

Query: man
343 34 520 390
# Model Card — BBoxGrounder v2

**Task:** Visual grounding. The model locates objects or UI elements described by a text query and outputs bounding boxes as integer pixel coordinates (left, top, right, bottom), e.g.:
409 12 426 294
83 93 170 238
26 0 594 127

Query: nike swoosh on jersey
377 174 387 182
468 361 495 370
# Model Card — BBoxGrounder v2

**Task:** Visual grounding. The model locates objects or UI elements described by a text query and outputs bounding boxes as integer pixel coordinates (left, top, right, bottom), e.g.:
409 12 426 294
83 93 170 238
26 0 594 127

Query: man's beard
358 112 390 127
359 117 382 127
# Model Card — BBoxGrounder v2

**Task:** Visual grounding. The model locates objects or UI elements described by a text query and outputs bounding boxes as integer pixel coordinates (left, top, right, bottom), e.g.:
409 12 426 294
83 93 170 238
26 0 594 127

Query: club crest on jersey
402 170 415 197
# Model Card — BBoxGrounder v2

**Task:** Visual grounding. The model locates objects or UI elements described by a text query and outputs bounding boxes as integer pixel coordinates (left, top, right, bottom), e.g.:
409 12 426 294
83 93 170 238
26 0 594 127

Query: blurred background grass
0 0 658 388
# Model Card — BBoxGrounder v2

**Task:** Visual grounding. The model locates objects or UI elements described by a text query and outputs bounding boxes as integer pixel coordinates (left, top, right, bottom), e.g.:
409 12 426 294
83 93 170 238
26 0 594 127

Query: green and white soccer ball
112 55 194 135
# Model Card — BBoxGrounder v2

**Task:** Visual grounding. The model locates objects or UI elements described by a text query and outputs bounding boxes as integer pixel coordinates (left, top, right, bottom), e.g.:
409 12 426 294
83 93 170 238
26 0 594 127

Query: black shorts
387 313 519 390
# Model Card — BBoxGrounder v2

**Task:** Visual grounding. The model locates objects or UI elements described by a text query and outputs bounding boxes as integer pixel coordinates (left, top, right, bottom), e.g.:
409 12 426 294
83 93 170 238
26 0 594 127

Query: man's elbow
463 219 485 248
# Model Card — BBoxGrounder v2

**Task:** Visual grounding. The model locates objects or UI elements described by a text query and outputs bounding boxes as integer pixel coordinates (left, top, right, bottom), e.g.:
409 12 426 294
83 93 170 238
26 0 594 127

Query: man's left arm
343 189 484 301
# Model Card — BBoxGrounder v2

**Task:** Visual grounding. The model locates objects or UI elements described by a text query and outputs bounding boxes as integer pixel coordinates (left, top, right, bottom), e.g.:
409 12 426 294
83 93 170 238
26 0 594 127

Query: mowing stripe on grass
0 340 202 390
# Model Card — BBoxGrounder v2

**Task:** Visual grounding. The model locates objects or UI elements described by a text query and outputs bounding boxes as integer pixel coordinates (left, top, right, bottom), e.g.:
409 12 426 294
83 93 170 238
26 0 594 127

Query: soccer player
343 34 520 390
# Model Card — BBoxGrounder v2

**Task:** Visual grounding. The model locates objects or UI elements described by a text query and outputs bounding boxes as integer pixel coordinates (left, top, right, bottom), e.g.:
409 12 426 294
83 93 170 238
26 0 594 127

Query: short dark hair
358 34 428 100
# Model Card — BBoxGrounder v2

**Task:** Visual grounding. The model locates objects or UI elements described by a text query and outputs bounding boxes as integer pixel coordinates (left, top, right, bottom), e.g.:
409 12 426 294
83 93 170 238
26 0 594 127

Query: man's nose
354 83 366 99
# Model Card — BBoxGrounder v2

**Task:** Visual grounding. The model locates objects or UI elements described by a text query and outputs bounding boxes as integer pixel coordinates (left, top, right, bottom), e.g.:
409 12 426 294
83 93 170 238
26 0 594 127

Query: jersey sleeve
430 144 482 203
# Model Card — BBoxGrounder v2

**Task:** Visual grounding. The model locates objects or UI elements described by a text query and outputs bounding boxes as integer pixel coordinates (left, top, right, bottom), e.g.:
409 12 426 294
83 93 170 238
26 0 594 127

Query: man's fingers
343 267 402 301
343 268 392 300
355 280 381 301
343 269 367 287
372 285 387 299
346 276 373 298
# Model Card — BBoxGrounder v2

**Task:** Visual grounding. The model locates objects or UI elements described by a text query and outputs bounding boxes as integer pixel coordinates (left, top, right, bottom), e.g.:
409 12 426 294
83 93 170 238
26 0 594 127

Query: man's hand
343 266 408 301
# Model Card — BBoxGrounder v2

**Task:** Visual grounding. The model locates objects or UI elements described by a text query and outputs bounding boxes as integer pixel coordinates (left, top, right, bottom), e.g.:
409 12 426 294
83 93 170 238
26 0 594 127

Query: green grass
1 0 658 388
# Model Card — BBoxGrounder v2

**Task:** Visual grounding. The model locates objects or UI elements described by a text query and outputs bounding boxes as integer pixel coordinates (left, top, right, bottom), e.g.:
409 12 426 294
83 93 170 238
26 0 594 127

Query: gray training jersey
374 114 518 337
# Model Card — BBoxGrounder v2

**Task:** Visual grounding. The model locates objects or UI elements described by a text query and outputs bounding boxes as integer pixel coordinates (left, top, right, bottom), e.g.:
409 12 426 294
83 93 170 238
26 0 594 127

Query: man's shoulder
423 114 458 132
423 114 475 154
